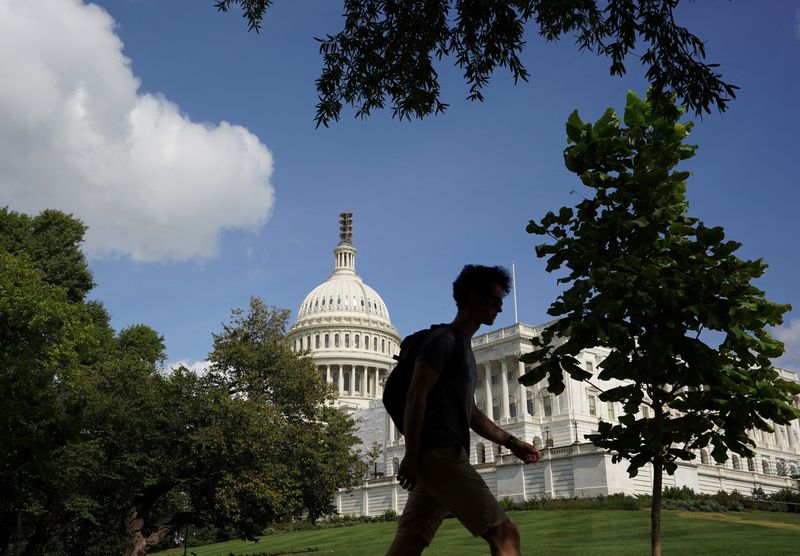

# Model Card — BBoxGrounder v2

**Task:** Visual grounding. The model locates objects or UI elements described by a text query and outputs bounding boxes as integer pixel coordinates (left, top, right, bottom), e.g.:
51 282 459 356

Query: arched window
307 336 311 350
364 335 369 349
324 334 329 348
527 396 535 416
345 334 350 348
315 335 320 349
382 339 386 353
334 334 340 348
355 335 360 348
373 337 378 351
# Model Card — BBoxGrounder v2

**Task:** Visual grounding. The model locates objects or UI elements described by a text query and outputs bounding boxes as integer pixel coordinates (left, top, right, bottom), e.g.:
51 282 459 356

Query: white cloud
168 359 211 376
773 317 800 370
0 0 274 261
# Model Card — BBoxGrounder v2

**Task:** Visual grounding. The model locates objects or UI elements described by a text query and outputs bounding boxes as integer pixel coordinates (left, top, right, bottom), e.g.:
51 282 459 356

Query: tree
206 298 365 523
520 91 800 556
0 209 108 556
0 207 94 303
216 0 737 126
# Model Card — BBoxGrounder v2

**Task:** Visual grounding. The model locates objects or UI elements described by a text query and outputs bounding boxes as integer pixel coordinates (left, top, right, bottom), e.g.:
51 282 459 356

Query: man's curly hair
452 265 511 310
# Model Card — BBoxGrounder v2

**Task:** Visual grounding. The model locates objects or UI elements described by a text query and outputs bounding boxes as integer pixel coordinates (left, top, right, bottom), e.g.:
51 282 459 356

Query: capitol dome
287 212 401 413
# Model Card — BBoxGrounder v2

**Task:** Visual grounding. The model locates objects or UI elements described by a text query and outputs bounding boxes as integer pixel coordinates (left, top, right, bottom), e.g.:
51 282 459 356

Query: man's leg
387 476 448 556
386 530 428 556
480 519 521 556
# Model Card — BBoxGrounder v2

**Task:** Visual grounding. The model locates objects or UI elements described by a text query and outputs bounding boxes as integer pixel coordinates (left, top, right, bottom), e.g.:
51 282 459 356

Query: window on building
355 335 359 348
364 335 369 349
491 374 498 385
641 405 651 418
543 395 553 417
382 338 385 352
527 397 534 415
700 450 709 465
493 406 500 420
476 443 486 464
343 373 350 391
324 334 329 348
355 370 361 392
588 395 597 416
507 371 514 382
586 361 594 373
374 337 378 351
509 403 517 418
335 334 340 348
762 460 771 475
607 401 616 420
315 335 320 349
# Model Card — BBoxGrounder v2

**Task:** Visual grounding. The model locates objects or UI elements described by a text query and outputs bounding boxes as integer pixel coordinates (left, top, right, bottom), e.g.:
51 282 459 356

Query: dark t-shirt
415 326 477 452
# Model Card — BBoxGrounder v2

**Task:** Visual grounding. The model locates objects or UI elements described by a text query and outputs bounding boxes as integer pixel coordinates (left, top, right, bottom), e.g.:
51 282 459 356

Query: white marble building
335 322 800 515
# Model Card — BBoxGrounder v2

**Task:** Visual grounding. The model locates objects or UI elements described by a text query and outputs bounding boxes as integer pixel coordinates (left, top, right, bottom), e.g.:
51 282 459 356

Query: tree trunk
124 508 187 556
651 455 663 556
124 510 148 556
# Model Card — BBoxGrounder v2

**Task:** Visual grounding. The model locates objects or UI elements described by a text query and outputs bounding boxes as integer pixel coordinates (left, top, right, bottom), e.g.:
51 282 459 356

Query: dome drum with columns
287 212 401 413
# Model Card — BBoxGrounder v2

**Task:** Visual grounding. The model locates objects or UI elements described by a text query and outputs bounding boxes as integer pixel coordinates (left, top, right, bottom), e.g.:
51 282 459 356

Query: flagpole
512 260 519 324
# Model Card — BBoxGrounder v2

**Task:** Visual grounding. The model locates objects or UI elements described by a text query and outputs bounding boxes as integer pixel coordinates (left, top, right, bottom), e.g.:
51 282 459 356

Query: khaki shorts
397 444 508 546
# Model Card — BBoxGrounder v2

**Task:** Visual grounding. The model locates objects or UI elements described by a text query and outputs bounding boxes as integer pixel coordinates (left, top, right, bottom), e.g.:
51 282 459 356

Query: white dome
297 273 392 324
287 213 401 414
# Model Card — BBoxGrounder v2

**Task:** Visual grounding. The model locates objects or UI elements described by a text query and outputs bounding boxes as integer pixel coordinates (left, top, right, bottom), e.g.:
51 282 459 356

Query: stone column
350 366 356 396
500 358 510 420
326 365 331 384
517 360 528 419
387 411 395 445
483 364 493 419
377 369 384 398
338 365 344 396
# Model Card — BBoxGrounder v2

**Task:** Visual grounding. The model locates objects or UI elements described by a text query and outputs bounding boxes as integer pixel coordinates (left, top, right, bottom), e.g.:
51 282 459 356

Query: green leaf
566 110 585 143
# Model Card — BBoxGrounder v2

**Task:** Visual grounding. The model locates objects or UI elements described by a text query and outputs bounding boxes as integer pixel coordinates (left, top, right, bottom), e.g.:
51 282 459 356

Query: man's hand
397 454 418 490
510 438 541 464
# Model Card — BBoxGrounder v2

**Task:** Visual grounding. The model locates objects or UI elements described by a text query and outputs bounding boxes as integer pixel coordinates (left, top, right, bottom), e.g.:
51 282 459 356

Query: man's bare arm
396 360 439 490
470 401 541 464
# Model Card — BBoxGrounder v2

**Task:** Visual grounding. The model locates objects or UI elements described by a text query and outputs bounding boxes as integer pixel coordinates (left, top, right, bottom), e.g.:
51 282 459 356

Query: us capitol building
289 213 800 517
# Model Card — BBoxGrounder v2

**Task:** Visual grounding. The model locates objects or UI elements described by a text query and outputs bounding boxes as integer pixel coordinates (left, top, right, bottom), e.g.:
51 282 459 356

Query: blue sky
2 0 799 371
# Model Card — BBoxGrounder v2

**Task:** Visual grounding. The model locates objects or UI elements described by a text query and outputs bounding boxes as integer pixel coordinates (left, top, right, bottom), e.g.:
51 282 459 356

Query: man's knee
482 519 520 554
386 530 428 556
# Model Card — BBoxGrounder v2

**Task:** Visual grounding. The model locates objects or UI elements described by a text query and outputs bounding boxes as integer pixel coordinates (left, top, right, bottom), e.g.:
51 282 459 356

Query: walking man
387 265 541 556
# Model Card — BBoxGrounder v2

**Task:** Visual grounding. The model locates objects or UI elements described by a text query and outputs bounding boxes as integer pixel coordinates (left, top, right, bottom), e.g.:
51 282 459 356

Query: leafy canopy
521 91 799 478
216 0 738 126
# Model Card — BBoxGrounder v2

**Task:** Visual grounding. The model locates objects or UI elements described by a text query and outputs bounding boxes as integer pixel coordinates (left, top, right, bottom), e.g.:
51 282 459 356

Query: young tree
521 91 800 556
216 0 737 126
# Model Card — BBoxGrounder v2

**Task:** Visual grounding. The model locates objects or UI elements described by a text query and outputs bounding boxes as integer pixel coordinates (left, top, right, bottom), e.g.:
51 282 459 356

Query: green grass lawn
155 510 800 556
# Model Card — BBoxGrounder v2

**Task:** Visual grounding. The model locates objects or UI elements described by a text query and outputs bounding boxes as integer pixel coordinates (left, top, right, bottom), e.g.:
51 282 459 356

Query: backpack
382 323 462 434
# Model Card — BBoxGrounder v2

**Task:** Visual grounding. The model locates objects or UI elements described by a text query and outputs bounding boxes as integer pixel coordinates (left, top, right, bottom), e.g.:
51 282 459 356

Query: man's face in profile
476 283 504 326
